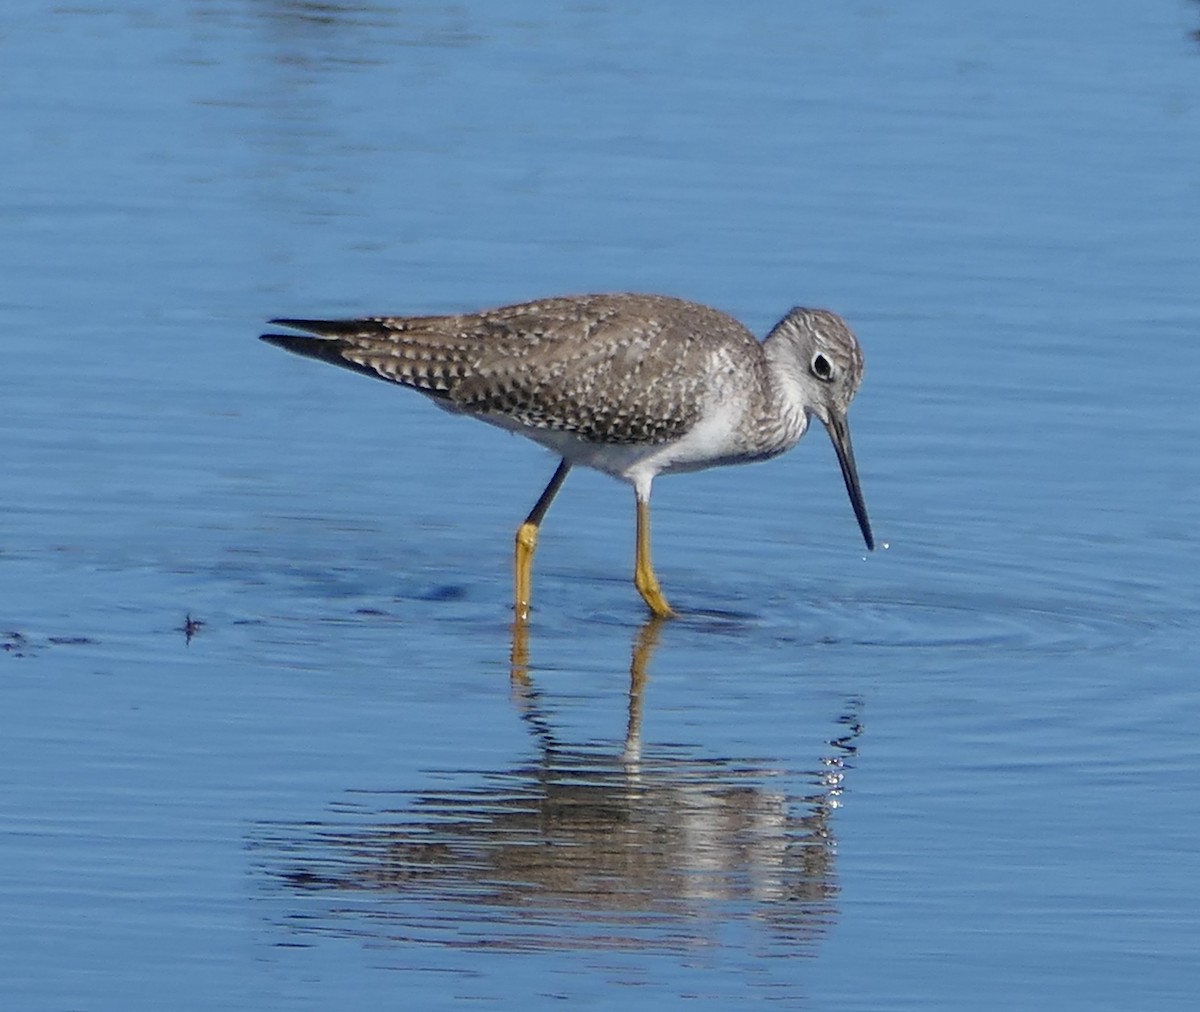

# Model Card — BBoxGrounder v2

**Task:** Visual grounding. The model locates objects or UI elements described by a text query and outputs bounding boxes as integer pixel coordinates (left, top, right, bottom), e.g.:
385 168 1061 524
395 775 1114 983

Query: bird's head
766 307 874 551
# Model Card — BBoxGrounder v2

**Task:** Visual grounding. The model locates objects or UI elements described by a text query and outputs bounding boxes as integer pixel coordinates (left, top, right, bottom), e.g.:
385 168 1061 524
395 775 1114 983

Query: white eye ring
811 353 834 382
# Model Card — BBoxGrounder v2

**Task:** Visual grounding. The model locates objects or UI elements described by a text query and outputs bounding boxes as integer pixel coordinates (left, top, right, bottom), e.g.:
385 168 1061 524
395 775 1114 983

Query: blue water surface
2 2 1199 1010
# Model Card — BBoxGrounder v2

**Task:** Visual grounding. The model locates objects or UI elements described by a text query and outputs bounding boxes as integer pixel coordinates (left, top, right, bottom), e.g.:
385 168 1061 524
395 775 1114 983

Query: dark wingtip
259 328 396 383
258 332 345 363
261 319 350 349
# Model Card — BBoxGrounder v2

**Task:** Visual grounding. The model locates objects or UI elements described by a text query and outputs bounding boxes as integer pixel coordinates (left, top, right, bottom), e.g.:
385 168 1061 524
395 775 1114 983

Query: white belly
466 394 807 489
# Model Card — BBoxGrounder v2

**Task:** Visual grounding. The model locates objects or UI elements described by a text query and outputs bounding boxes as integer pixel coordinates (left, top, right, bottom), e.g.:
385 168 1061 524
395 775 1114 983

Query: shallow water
3 2 1200 1010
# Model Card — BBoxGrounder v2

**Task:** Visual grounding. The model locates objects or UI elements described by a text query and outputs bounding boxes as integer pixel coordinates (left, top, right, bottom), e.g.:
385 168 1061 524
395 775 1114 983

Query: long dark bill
824 411 875 551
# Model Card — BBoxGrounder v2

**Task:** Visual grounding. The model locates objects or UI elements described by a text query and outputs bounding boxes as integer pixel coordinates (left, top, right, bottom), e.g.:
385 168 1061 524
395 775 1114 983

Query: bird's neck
750 337 811 457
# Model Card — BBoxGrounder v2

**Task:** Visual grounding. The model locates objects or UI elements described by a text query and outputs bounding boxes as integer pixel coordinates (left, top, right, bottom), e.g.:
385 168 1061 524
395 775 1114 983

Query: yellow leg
513 459 571 622
514 521 539 623
634 495 676 619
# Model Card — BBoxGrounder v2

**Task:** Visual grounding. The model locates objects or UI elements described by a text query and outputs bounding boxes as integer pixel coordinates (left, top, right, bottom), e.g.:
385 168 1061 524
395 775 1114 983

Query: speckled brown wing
261 313 482 395
263 294 763 446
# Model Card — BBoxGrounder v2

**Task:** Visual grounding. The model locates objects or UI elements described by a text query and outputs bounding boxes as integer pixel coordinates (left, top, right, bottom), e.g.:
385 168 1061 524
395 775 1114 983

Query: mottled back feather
263 294 767 445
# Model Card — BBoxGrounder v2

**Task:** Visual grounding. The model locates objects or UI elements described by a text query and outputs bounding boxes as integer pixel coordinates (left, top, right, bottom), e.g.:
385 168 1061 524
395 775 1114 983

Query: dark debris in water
182 613 205 645
2 631 28 655
3 630 98 658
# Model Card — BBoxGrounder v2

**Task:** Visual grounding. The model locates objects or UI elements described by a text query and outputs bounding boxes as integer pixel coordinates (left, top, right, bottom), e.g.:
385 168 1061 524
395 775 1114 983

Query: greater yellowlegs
261 293 874 620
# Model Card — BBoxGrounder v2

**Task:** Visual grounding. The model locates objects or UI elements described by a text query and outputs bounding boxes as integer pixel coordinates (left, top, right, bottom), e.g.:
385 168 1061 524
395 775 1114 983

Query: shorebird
261 293 874 620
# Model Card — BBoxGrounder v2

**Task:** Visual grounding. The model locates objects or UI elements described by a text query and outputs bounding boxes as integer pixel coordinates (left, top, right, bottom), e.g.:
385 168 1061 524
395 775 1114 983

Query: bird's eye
811 353 834 381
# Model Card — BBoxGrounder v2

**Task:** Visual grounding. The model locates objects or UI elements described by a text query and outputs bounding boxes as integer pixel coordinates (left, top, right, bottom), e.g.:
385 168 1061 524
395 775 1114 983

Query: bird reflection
255 621 863 953
509 615 660 766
